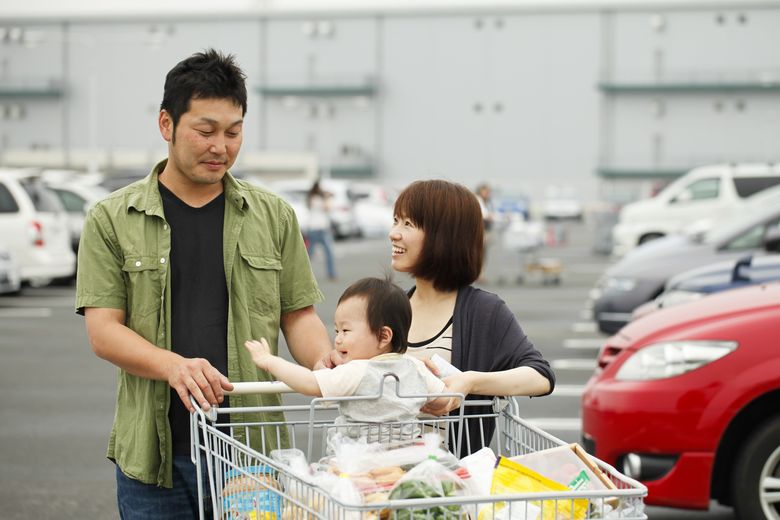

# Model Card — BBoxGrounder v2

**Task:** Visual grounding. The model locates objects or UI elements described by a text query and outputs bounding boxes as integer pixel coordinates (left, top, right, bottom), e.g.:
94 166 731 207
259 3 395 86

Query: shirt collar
127 159 248 215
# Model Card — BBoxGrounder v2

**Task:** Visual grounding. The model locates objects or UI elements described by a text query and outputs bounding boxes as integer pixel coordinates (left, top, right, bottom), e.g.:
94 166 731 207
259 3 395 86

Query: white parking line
551 359 597 370
527 417 582 431
0 308 52 318
570 321 597 333
551 384 585 397
563 338 604 350
579 309 594 320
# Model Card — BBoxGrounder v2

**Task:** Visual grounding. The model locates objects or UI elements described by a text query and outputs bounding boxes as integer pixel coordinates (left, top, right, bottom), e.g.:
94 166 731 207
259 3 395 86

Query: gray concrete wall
1 4 778 204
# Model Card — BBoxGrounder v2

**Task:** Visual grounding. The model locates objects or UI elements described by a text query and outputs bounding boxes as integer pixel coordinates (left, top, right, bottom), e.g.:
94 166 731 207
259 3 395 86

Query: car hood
605 234 713 280
618 282 780 346
619 198 657 221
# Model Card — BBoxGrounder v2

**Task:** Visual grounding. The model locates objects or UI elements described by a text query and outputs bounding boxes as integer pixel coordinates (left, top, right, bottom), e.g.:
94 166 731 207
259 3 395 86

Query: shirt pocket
122 255 163 320
239 252 282 314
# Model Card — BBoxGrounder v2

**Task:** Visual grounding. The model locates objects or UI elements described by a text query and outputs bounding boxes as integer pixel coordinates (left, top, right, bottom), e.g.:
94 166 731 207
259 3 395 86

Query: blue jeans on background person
305 228 336 280
116 455 212 519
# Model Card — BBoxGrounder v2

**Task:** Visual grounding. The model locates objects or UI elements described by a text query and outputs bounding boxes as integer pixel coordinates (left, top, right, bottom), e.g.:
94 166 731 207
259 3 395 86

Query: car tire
638 232 664 245
733 416 780 520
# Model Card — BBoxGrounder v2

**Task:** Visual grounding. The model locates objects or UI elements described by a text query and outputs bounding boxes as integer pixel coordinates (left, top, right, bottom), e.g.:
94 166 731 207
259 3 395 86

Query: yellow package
480 456 587 520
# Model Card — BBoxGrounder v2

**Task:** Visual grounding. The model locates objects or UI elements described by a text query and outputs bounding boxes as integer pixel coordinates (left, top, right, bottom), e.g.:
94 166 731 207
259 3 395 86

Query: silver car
589 193 780 334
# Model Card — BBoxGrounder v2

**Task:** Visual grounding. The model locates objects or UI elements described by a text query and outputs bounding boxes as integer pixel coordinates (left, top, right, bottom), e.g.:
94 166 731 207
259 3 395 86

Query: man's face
159 97 243 187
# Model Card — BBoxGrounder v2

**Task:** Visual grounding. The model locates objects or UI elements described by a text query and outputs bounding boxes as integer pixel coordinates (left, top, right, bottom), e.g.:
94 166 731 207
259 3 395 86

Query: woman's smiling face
389 214 425 274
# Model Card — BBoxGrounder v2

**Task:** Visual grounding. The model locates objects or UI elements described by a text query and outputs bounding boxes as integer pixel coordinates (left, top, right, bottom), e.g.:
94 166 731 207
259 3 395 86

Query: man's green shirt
76 161 323 487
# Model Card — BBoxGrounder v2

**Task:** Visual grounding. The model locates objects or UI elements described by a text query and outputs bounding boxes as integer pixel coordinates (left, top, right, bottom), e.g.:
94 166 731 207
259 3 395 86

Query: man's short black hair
338 277 412 354
160 48 247 133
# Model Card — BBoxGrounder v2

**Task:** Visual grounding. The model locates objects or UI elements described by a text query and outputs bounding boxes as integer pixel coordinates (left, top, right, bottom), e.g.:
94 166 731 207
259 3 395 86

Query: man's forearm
281 306 333 369
86 309 180 381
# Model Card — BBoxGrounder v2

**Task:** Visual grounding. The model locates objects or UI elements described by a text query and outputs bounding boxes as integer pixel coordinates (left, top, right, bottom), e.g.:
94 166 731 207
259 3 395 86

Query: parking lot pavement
0 221 736 519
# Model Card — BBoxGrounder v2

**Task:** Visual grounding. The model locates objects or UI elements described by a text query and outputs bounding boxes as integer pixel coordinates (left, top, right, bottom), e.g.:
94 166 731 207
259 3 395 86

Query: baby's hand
244 338 273 369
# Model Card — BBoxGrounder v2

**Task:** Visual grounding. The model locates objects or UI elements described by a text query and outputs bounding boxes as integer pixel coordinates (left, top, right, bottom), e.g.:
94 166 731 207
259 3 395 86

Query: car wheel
638 232 664 245
733 417 780 520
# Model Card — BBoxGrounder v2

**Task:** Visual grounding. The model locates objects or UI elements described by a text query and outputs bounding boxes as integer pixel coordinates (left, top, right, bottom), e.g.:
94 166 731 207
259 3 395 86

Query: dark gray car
589 201 780 334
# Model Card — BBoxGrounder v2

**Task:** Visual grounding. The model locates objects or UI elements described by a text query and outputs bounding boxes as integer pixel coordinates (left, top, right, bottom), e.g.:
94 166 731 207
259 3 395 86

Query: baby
245 277 450 437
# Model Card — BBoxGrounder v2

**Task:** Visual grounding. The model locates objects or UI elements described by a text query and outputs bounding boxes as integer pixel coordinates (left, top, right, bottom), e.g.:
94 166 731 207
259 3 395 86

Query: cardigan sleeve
488 298 556 395
457 288 555 396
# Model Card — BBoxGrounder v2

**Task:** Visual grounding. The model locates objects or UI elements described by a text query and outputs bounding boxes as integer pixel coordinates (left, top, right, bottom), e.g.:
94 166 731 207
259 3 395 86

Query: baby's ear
378 326 393 349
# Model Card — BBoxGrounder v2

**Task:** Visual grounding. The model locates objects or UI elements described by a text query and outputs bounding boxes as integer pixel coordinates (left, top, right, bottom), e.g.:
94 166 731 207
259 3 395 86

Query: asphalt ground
0 220 736 519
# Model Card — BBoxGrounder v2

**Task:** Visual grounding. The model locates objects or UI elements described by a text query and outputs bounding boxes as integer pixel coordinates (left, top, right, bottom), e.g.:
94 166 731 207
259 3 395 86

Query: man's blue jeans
116 455 212 519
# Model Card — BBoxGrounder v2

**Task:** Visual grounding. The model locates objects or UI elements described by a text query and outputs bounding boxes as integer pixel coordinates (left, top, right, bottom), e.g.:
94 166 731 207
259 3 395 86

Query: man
76 49 333 519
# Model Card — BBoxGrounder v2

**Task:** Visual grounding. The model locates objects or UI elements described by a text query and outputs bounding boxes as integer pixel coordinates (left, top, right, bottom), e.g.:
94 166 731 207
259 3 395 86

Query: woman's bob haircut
393 179 484 291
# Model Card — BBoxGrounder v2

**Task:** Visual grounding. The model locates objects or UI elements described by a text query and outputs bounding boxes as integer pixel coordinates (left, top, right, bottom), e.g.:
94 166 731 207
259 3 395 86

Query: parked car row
589 183 780 334
243 177 396 240
0 169 76 292
583 171 780 518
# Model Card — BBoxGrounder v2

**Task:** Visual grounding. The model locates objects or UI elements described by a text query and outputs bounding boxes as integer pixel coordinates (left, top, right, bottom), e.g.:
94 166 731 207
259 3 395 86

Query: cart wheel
552 277 561 285
515 275 524 285
733 416 780 520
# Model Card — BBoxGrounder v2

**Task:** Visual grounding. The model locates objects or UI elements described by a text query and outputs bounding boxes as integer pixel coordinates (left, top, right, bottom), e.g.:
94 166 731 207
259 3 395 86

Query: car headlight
655 290 704 309
605 277 637 292
615 340 737 381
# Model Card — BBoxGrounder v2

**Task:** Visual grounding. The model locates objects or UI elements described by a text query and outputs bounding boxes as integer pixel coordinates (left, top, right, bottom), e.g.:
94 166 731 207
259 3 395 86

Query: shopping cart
191 379 647 519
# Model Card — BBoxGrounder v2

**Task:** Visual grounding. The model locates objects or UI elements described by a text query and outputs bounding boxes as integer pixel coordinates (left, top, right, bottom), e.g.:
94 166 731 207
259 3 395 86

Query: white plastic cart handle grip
226 381 293 395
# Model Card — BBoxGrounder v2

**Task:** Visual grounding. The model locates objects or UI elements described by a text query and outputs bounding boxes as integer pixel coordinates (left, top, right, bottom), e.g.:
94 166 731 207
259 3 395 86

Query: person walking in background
388 179 555 454
305 180 337 281
475 182 496 283
75 49 334 519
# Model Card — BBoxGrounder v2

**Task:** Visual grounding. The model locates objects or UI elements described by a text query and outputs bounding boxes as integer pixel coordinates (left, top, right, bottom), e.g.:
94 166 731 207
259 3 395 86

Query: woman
305 180 337 280
389 179 555 452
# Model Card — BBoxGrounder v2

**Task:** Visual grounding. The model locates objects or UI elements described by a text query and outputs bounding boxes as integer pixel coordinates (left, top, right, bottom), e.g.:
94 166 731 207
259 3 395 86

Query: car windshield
698 184 780 244
704 198 780 246
52 188 87 212
20 179 63 213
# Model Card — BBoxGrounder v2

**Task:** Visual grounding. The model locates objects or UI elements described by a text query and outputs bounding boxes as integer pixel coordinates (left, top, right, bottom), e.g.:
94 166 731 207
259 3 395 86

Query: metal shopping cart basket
191 380 647 519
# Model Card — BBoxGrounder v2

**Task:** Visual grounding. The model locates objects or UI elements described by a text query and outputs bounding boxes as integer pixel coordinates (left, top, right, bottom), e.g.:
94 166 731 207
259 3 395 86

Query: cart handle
226 381 293 395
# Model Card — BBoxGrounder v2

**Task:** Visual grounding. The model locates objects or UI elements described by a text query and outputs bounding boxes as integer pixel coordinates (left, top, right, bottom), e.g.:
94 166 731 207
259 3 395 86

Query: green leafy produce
388 479 461 519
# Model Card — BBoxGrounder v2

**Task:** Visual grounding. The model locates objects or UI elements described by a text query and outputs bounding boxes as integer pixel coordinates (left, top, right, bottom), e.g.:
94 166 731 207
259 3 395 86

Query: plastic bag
388 457 470 519
459 447 497 496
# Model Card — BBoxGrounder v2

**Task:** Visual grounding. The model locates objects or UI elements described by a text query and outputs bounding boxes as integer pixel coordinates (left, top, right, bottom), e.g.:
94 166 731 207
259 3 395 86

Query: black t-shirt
159 181 229 455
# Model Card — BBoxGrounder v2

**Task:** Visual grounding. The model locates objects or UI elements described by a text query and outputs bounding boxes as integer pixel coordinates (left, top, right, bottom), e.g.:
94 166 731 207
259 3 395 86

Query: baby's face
334 296 383 362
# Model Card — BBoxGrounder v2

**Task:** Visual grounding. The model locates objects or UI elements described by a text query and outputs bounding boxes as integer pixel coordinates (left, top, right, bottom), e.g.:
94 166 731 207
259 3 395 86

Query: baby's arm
244 339 323 397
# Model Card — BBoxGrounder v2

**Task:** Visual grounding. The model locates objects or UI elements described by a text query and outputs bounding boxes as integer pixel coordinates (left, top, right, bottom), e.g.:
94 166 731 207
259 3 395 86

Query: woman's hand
421 372 475 415
244 338 274 370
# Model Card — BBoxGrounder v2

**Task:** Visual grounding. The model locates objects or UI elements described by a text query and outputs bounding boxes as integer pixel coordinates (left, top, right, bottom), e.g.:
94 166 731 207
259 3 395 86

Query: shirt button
160 258 166 264
135 261 141 267
163 224 168 230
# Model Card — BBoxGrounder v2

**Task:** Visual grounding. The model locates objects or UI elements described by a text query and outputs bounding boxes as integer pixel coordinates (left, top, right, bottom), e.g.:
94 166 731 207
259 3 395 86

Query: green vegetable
388 479 461 519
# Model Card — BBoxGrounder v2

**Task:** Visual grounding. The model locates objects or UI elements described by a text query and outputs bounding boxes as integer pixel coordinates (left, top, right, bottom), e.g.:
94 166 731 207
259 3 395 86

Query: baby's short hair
337 277 412 353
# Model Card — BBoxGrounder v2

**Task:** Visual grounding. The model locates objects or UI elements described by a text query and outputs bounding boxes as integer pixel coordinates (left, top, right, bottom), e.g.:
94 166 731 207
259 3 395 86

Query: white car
45 182 109 252
350 182 395 238
269 179 360 239
0 242 22 295
611 162 780 257
541 185 583 221
0 170 76 286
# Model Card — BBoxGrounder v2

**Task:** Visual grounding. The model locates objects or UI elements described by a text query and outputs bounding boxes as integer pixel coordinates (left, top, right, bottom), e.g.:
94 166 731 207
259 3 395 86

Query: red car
582 282 780 519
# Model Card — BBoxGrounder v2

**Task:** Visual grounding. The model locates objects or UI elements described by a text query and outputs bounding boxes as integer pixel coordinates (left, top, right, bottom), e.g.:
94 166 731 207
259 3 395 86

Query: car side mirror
763 228 780 253
731 255 753 283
